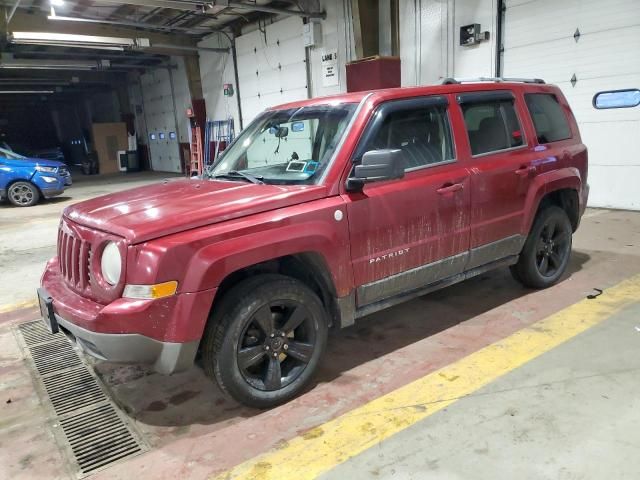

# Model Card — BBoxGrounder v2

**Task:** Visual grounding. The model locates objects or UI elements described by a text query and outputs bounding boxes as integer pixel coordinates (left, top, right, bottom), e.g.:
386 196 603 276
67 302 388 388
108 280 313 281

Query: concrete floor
322 301 640 480
0 173 639 479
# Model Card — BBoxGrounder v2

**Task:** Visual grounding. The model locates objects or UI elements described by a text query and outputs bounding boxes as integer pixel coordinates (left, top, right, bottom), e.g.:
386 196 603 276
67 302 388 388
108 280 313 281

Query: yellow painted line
214 273 640 480
0 299 38 314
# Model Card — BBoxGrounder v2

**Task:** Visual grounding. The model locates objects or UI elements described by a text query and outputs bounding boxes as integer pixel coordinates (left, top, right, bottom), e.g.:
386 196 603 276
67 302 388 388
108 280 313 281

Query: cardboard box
91 122 128 174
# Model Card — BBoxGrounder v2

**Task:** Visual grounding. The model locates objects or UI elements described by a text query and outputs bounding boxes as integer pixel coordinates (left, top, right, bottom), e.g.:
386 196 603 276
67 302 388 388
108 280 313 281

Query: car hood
0 156 65 168
64 179 328 243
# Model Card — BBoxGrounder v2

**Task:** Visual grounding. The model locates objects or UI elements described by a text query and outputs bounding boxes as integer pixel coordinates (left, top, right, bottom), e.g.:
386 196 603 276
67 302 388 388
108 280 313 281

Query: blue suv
0 147 72 207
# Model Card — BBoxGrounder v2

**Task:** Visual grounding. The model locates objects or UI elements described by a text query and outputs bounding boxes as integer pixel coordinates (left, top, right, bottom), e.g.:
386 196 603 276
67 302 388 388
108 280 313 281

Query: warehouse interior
1 0 639 478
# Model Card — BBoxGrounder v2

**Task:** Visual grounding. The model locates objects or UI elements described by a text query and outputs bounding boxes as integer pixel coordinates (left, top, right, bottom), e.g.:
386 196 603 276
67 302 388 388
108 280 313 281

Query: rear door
455 90 537 269
343 96 471 307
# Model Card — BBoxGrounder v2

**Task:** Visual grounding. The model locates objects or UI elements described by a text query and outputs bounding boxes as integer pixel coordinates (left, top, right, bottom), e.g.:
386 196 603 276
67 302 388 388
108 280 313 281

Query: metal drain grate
16 320 146 476
60 404 143 473
42 367 106 416
30 338 83 376
18 320 54 346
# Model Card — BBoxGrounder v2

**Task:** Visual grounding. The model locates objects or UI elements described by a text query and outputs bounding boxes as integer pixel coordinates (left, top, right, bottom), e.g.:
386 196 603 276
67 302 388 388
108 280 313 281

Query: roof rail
441 77 546 85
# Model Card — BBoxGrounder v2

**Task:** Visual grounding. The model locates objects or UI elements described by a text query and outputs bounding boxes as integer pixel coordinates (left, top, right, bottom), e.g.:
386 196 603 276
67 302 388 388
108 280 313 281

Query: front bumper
41 258 217 374
56 314 198 374
41 187 66 199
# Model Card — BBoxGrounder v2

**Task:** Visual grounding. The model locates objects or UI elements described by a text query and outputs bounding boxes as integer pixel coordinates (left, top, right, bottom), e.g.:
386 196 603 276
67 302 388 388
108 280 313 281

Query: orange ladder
189 124 203 176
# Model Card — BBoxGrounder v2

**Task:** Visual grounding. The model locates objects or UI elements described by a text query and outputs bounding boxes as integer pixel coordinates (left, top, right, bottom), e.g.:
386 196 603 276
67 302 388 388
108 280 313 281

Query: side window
462 100 524 155
360 104 455 171
525 93 572 143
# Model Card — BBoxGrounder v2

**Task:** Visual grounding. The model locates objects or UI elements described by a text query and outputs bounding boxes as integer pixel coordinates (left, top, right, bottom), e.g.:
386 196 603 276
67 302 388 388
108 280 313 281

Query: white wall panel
307 0 355 98
198 33 239 126
198 0 353 133
504 0 640 210
236 16 308 125
399 0 496 86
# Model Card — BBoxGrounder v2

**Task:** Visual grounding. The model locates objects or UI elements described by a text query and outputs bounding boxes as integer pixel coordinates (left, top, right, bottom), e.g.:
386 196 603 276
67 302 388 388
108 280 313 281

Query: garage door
140 69 182 173
503 0 640 210
235 16 308 124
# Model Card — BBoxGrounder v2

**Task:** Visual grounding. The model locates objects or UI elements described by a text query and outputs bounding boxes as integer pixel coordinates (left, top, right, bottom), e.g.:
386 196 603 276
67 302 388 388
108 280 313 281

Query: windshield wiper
213 170 264 185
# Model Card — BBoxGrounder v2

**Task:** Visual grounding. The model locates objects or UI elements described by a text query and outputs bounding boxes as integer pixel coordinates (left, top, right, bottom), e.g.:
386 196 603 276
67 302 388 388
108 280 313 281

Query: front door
342 96 471 307
456 90 537 269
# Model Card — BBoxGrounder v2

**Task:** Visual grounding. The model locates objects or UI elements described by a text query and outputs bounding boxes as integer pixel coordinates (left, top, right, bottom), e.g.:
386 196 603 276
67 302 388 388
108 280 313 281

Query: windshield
0 147 26 160
208 103 357 184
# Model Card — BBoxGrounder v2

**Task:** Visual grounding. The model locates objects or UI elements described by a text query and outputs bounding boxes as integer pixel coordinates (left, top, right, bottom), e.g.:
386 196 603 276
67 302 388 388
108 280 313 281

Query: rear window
525 94 572 144
462 100 524 155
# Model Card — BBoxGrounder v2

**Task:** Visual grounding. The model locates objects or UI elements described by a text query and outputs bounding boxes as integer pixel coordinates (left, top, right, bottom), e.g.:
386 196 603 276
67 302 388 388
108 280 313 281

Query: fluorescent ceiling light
0 90 55 94
9 32 149 50
0 58 109 71
50 0 64 6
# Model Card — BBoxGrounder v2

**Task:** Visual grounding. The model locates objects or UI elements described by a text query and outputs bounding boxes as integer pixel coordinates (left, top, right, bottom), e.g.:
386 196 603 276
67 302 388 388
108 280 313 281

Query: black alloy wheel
237 300 317 391
535 216 571 278
511 206 573 289
202 274 328 408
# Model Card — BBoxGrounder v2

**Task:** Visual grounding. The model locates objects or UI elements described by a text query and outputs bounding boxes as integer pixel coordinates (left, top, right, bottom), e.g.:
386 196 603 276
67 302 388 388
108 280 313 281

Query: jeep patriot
39 78 589 407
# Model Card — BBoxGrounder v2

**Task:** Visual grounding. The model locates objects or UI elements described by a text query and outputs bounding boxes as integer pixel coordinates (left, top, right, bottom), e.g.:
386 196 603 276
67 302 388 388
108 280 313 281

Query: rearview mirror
346 149 405 191
275 126 289 138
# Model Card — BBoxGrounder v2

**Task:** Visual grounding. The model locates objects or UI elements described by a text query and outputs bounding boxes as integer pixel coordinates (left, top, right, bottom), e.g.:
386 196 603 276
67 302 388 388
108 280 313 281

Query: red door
341 96 471 306
454 90 537 268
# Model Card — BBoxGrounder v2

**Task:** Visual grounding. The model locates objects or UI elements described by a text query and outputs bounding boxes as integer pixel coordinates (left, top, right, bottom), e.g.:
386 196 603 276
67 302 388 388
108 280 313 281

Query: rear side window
461 100 524 155
525 94 572 144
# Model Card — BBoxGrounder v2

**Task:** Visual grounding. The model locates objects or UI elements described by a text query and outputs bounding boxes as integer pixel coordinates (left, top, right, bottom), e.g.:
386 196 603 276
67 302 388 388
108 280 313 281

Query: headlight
36 165 57 173
101 242 122 285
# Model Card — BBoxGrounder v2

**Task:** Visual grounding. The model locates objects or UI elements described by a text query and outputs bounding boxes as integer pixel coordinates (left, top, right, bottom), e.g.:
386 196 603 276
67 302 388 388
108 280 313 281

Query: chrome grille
58 226 91 290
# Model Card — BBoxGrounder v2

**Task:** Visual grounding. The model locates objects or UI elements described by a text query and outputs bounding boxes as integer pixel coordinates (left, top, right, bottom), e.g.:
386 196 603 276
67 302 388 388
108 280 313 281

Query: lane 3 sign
321 49 339 88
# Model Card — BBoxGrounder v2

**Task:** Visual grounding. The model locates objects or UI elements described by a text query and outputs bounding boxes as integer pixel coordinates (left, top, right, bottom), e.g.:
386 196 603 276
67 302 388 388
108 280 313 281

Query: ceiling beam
224 1 326 19
90 0 204 12
12 49 169 62
5 0 21 23
93 0 326 19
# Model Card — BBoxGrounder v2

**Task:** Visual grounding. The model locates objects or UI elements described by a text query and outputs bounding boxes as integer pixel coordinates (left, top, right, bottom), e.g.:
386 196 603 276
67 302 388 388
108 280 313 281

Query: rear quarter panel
518 84 588 233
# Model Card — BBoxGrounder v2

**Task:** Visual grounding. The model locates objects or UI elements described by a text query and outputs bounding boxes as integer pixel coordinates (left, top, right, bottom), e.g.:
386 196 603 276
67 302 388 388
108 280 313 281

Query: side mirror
346 149 405 191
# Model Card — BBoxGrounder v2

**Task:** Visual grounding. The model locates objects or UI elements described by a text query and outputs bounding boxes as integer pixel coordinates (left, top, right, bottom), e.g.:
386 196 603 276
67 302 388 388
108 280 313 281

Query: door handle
436 183 464 195
515 165 537 177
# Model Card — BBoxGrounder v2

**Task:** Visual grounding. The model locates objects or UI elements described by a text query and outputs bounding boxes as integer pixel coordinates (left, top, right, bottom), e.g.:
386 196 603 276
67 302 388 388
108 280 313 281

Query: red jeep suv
39 78 588 407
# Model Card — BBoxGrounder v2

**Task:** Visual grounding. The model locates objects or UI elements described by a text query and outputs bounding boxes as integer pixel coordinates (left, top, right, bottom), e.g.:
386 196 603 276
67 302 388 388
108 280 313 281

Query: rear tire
201 274 329 409
511 206 572 289
8 181 39 207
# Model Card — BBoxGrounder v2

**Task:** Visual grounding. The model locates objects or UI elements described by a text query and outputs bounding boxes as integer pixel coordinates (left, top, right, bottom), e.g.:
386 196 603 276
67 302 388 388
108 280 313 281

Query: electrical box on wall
303 21 322 48
223 83 234 97
460 23 490 46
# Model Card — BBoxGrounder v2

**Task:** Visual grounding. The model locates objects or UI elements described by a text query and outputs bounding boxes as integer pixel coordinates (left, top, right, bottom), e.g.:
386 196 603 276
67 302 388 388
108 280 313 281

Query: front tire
8 181 40 207
202 274 329 408
511 206 572 288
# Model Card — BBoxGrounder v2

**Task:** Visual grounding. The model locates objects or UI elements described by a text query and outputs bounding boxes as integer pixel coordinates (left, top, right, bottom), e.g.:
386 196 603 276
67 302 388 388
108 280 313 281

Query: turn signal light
123 281 178 299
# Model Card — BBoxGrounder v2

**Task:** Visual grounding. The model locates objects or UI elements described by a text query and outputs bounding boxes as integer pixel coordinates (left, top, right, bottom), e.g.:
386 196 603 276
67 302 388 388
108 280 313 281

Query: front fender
128 197 354 298
521 167 582 234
